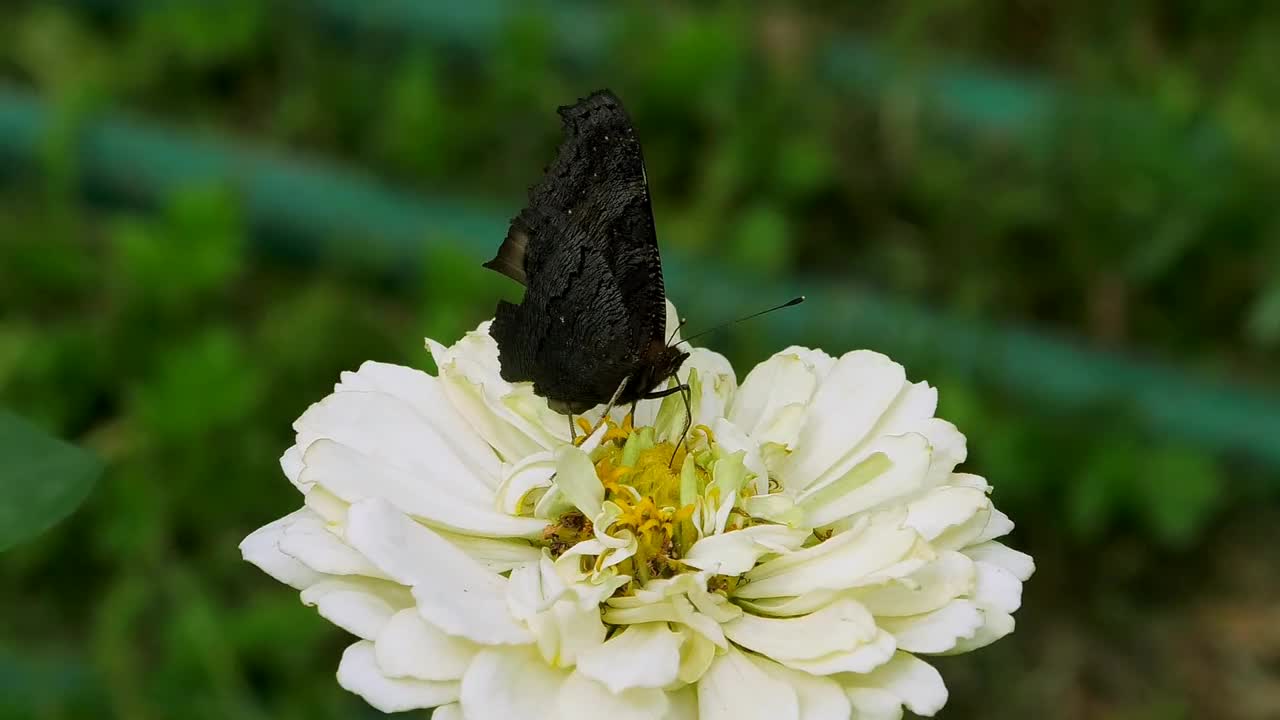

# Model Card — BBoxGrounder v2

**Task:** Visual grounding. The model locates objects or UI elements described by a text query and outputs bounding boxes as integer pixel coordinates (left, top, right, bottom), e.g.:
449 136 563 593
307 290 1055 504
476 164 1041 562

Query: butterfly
483 90 690 421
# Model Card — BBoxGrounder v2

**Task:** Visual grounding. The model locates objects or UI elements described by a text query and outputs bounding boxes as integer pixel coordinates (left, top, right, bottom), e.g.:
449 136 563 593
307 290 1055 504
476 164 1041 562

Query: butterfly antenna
666 317 689 345
680 296 805 344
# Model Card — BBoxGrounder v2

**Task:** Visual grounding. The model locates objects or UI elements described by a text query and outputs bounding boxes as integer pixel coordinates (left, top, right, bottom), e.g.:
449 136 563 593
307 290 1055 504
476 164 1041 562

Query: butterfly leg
568 414 577 443
640 382 692 465
587 378 630 439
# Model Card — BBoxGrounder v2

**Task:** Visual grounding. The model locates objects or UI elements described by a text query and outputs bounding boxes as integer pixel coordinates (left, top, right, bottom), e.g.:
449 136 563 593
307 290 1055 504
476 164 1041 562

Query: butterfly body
485 90 688 415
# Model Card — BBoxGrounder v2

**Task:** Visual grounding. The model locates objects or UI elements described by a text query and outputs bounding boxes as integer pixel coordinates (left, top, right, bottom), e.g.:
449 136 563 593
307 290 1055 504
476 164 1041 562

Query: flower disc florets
549 417 755 593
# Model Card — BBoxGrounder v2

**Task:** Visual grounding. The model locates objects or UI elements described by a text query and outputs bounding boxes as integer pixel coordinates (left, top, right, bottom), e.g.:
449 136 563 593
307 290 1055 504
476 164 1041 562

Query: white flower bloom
242 300 1033 718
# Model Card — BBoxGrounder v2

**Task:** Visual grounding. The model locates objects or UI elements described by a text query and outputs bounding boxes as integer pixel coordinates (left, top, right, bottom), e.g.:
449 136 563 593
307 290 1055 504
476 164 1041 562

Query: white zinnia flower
242 301 1033 719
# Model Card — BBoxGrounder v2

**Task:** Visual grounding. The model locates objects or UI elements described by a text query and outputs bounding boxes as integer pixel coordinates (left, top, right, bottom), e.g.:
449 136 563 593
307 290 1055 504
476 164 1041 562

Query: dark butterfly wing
485 90 667 408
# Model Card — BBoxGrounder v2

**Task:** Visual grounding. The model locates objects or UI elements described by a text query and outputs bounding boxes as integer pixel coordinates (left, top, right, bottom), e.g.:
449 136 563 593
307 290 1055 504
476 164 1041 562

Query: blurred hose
64 0 1228 152
1 85 1278 470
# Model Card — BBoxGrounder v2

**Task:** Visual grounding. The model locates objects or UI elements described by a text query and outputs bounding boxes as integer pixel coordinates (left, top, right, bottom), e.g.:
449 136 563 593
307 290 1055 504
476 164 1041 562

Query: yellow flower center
551 414 723 588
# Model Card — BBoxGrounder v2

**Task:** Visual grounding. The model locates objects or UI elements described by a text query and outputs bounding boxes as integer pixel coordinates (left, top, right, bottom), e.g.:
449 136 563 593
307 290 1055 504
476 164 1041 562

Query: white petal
531 598 607 669
687 585 745 624
730 348 823 440
741 493 805 527
277 513 385 578
903 486 990 543
803 381 944 494
508 554 609 668
299 577 411 640
294 390 490 502
682 525 811 576
664 685 698 720
337 640 459 712
723 599 877 661
698 646 799 720
754 406 808 455
747 654 852 720
875 380 938 437
677 627 717 684
554 444 605 518
778 629 896 675
431 323 570 450
240 510 325 590
432 704 463 720
940 608 1015 654
680 348 737 427
460 646 566 720
843 687 904 720
878 600 984 654
948 472 991 491
280 445 305 488
968 507 1016 546
375 608 478 681
963 541 1035 581
735 591 840 618
796 433 932 528
672 595 729 648
495 451 557 515
336 360 500 488
302 487 347 524
427 336 549 462
557 672 670 720
504 383 575 446
576 623 682 692
301 439 546 538
841 652 948 717
603 601 683 627
916 418 968 486
852 550 975 617
664 299 682 344
973 561 1023 614
711 417 769 494
507 555 569 617
431 528 542 574
739 514 930 599
780 351 906 492
345 499 531 645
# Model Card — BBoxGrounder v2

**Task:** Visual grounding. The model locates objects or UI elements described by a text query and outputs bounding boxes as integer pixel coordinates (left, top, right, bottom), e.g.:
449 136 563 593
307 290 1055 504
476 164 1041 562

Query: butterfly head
622 340 689 405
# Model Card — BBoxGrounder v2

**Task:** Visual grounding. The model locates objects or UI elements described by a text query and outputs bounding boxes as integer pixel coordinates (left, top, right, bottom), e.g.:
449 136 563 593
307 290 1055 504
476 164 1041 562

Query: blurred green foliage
3 1 1280 719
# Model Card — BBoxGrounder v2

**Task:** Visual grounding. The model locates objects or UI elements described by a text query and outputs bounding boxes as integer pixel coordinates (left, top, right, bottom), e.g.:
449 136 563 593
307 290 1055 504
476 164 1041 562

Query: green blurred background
3 2 1280 718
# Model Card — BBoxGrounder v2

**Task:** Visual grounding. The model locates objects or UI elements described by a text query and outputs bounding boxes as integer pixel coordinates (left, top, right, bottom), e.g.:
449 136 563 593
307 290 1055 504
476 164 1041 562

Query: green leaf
0 409 102 551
